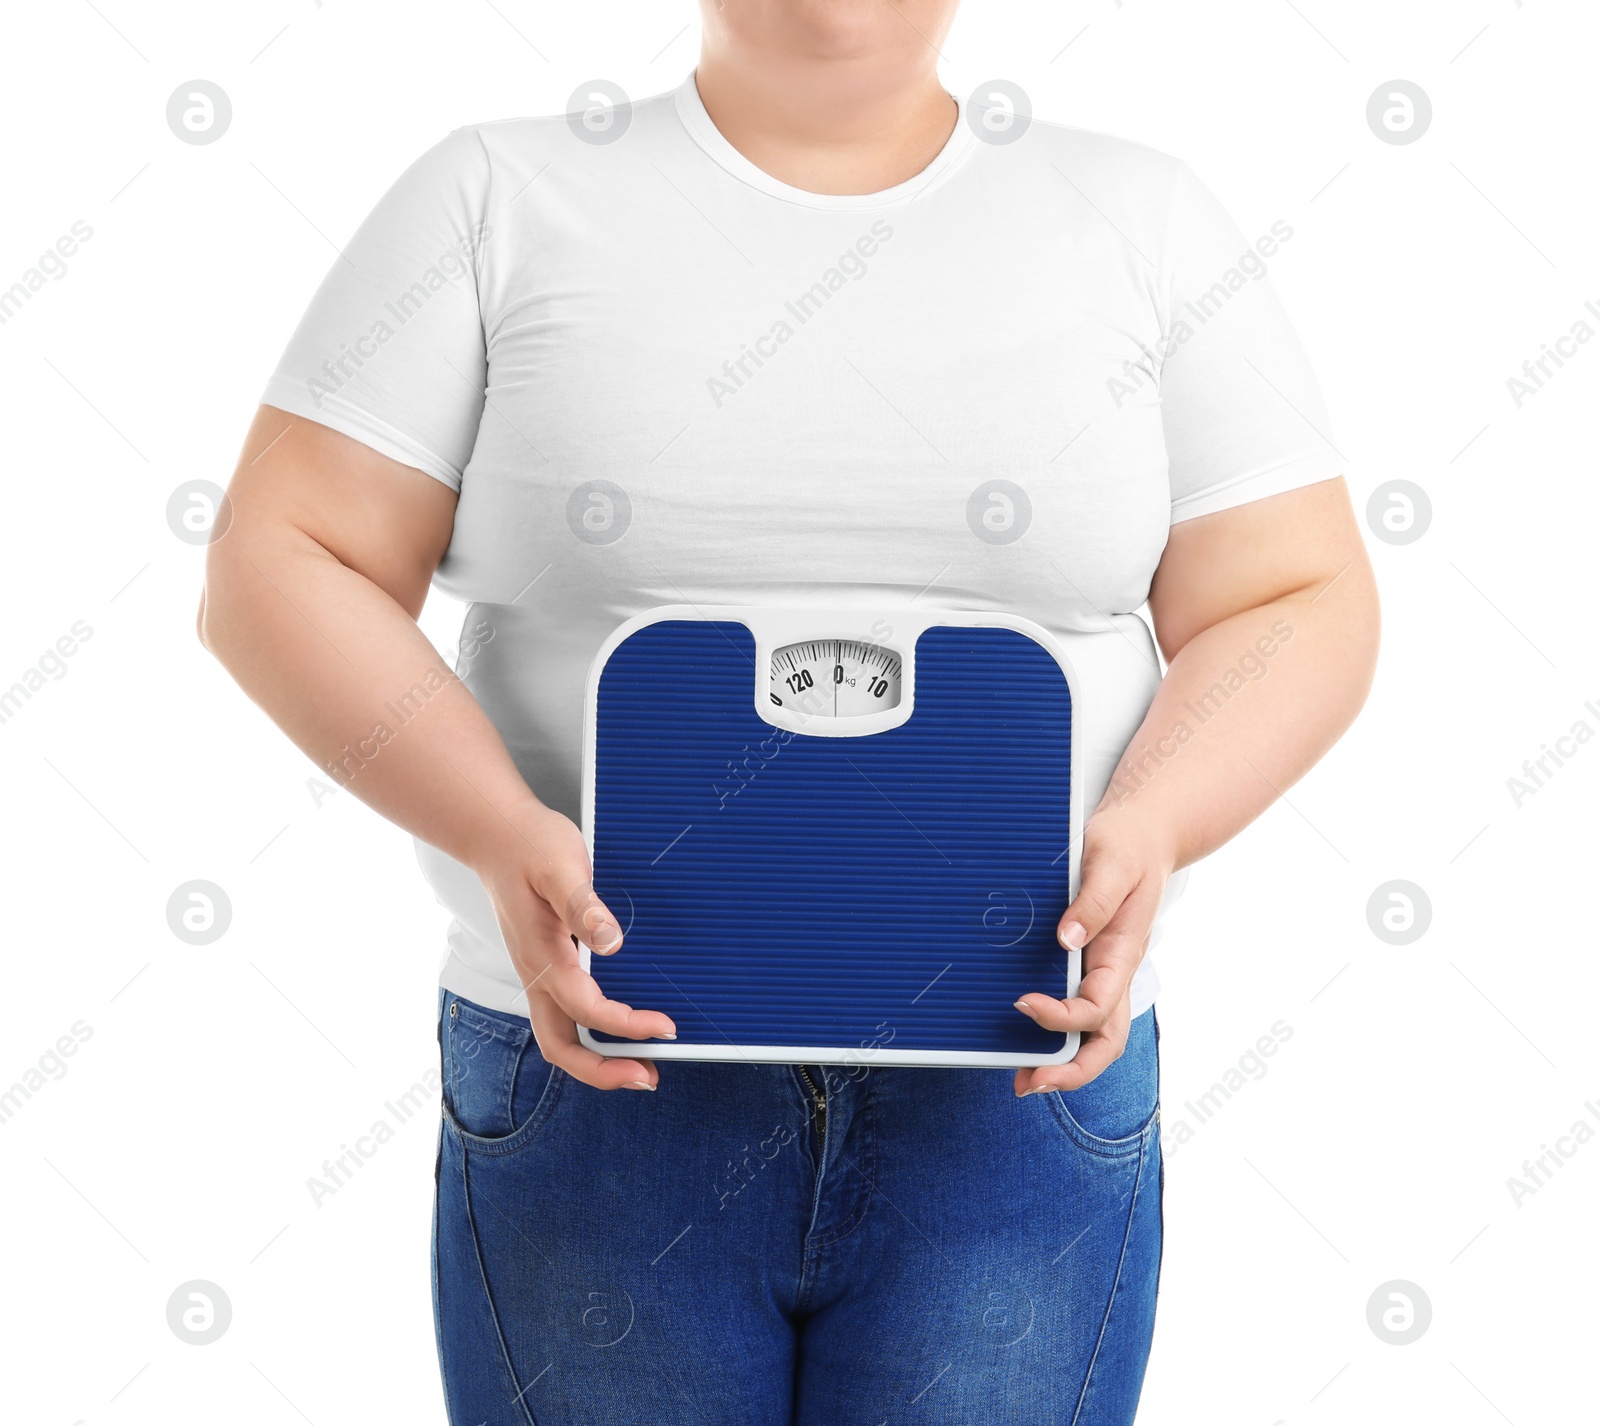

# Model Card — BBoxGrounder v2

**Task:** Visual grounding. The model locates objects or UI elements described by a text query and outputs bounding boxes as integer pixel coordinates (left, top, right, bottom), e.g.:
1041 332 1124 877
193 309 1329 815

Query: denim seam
1068 1133 1152 1426
444 1070 569 1156
452 994 535 1034
452 1001 532 1047
808 1072 878 1252
506 1036 541 1137
431 1120 447 1420
487 1028 519 1136
794 1070 829 1314
1043 1092 1159 1160
1153 1008 1166 1291
446 995 534 1141
458 1150 541 1425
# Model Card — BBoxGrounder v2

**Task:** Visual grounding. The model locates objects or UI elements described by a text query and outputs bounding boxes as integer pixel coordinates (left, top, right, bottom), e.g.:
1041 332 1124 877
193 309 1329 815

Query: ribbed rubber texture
590 622 1072 1054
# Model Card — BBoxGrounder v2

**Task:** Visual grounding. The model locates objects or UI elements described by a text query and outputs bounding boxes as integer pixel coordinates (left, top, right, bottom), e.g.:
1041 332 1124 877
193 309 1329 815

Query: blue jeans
433 991 1163 1424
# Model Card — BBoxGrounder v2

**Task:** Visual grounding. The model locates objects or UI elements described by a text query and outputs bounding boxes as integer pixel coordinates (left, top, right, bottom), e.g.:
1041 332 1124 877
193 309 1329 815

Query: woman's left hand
1012 808 1174 1097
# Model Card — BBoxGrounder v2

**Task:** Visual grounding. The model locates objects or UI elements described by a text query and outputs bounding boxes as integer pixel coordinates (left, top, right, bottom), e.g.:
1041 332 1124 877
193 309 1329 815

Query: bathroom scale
577 605 1096 1068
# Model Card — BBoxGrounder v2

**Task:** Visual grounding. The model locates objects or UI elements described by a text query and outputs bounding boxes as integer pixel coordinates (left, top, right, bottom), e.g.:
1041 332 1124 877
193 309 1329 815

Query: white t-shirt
262 73 1343 1022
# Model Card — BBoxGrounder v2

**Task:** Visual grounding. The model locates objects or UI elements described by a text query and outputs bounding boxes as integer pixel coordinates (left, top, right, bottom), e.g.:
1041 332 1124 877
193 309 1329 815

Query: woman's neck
691 48 956 196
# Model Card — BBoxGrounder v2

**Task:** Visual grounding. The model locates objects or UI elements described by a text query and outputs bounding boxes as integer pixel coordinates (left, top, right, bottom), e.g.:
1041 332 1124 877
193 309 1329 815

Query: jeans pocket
440 993 564 1154
1043 1008 1159 1158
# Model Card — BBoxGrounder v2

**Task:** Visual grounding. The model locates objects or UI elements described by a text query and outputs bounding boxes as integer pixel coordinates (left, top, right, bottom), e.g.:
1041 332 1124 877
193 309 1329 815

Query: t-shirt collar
672 69 974 210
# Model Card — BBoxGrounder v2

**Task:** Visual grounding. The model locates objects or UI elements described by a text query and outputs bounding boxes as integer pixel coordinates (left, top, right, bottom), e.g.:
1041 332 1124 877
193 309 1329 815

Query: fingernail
625 1079 656 1091
1059 921 1087 950
592 924 621 953
1024 1086 1055 1097
1013 999 1036 1016
656 1032 678 1041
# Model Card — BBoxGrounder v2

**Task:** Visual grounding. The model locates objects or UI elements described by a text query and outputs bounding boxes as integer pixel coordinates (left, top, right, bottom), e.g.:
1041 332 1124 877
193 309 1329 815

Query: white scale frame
578 605 1091 1067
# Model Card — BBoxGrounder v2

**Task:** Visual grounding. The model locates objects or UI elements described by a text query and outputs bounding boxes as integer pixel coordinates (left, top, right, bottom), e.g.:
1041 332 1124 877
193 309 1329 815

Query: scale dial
769 639 903 718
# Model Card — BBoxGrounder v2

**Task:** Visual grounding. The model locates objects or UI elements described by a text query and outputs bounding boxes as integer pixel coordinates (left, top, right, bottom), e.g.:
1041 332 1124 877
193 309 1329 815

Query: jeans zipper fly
796 1065 827 1142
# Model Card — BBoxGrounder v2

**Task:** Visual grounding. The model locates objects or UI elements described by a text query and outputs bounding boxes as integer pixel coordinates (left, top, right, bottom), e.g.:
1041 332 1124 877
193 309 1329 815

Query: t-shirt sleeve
1158 161 1344 524
259 126 491 492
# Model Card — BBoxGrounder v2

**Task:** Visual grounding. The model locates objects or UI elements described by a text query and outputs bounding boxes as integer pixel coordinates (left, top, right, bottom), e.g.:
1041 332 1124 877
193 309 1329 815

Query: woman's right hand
472 801 677 1090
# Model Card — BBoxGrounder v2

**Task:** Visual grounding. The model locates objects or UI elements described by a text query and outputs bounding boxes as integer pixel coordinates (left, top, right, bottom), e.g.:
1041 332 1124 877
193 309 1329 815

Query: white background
2 1 1595 1422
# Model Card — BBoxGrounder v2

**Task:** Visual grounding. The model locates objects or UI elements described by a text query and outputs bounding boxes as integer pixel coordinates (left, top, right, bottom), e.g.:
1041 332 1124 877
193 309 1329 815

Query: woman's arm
1014 476 1380 1096
199 406 674 1089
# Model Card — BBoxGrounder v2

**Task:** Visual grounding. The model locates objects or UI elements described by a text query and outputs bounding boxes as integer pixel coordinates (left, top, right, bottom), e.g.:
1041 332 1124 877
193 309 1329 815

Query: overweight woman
200 2 1378 1421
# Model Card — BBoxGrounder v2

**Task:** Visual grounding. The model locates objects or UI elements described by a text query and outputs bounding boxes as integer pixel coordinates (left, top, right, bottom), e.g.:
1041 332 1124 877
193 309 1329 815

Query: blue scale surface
590 621 1073 1055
